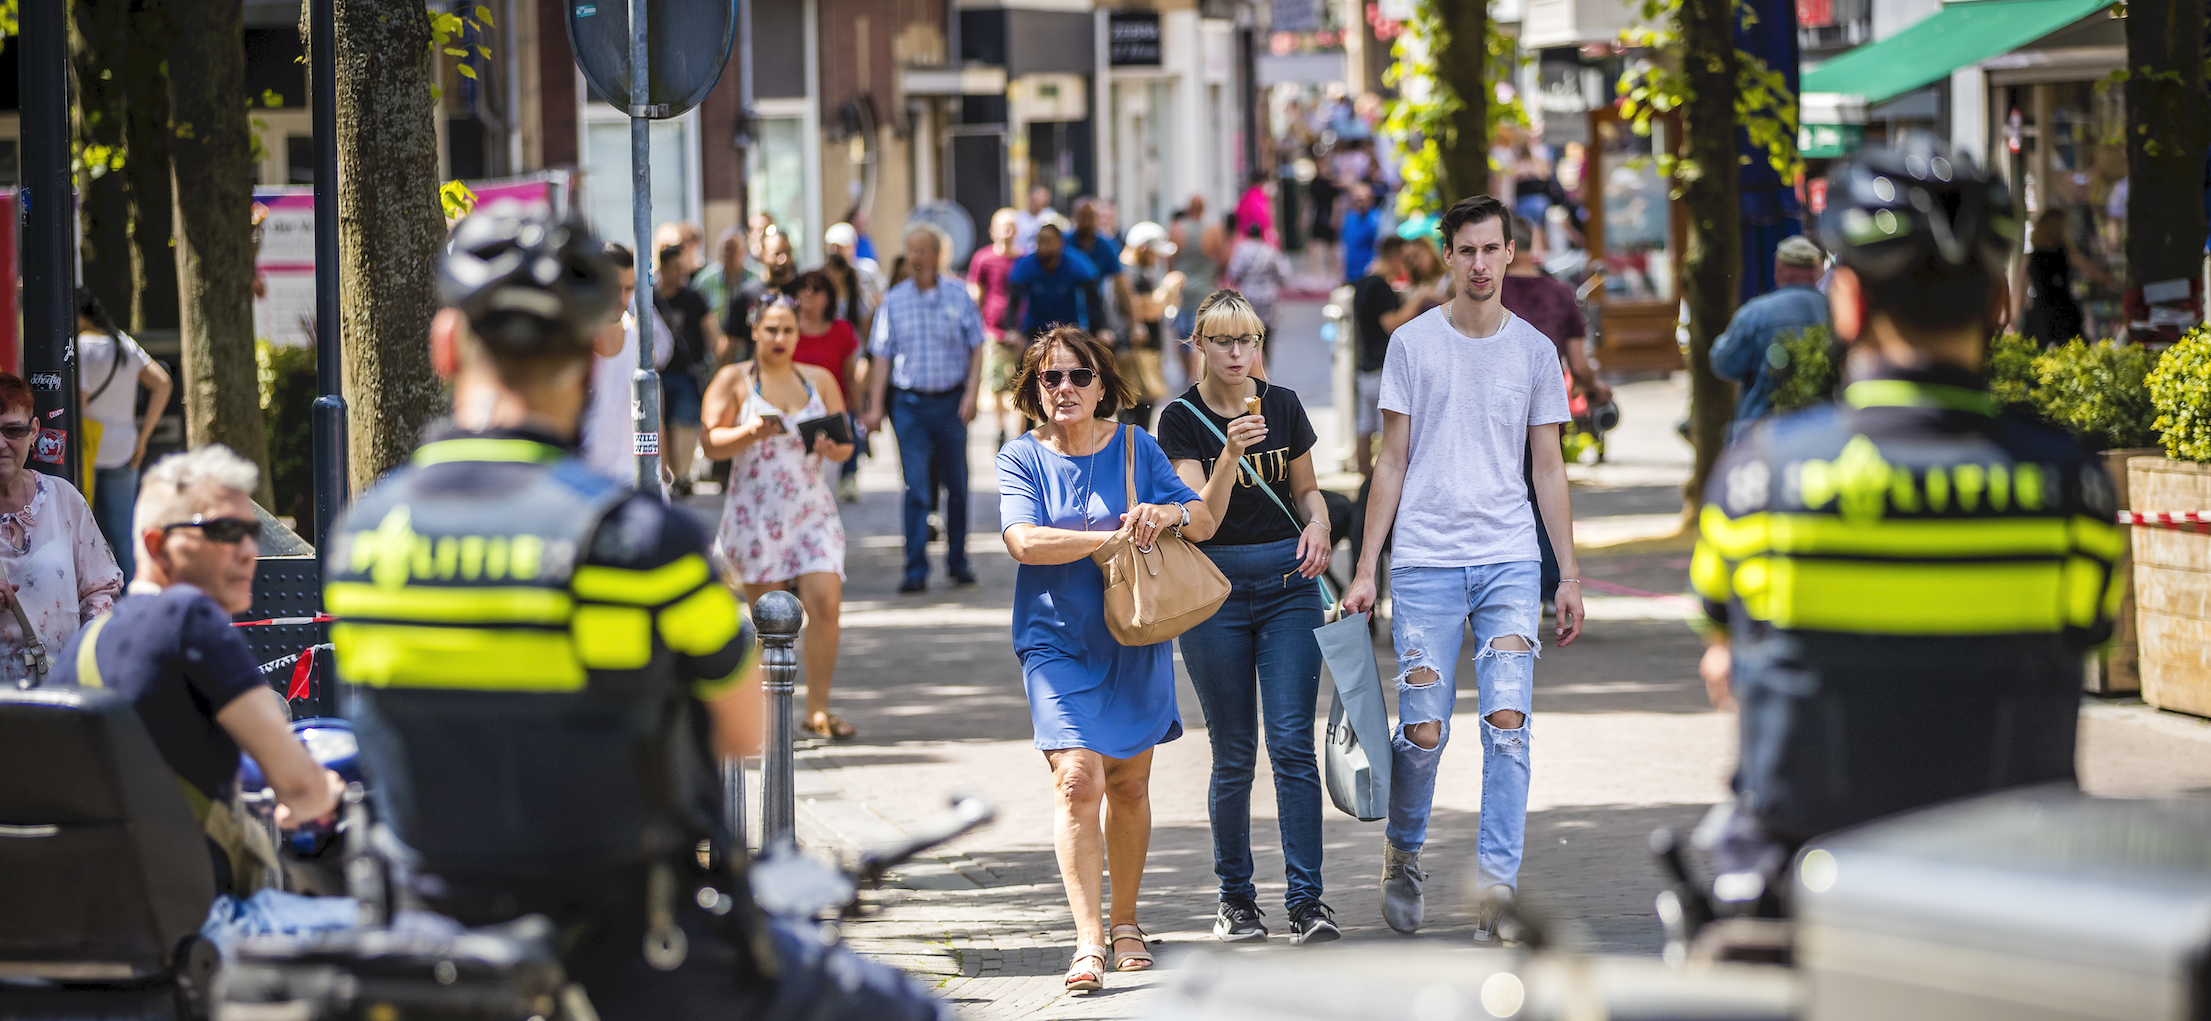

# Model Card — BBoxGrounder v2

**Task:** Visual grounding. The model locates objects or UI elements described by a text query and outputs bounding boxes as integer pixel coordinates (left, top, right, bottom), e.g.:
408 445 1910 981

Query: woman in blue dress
997 325 1216 993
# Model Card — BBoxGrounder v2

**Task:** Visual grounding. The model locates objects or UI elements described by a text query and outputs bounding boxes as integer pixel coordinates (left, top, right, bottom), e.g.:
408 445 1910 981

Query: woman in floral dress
702 297 859 738
0 372 121 686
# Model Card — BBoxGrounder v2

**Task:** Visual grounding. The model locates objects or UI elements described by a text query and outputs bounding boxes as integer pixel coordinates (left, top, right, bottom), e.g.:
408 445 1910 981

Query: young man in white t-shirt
1341 195 1585 941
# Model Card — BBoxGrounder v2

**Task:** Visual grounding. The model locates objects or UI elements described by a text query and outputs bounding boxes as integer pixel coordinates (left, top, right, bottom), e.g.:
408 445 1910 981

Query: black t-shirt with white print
1155 381 1318 546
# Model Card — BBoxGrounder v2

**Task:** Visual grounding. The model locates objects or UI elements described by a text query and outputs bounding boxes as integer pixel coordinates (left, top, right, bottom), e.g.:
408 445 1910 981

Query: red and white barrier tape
232 613 336 628
2118 512 2211 534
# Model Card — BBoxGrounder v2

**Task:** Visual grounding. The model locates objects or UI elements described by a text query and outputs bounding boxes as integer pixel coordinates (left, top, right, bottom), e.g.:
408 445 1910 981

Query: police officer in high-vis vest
327 208 945 1019
1692 136 2126 898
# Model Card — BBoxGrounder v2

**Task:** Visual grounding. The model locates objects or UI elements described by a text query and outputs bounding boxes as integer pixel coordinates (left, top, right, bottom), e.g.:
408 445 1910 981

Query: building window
579 76 702 246
285 135 315 185
747 116 812 264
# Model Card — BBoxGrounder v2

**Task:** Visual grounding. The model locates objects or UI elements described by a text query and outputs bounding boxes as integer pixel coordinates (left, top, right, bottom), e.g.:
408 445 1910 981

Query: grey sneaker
1471 886 1519 946
1381 844 1427 934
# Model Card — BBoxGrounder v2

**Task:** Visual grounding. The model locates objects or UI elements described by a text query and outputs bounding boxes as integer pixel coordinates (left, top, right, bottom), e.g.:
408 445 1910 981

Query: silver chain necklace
1071 420 1109 531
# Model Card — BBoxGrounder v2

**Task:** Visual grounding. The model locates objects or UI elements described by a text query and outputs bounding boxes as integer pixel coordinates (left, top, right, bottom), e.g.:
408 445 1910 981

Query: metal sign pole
310 0 349 553
20 0 77 483
629 0 665 494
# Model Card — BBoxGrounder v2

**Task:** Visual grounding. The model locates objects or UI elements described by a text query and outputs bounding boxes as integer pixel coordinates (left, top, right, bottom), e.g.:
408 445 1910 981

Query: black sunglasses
1039 369 1097 389
0 423 32 441
161 515 262 546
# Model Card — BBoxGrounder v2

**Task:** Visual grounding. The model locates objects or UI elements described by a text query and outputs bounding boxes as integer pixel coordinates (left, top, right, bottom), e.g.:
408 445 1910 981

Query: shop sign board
1109 12 1162 67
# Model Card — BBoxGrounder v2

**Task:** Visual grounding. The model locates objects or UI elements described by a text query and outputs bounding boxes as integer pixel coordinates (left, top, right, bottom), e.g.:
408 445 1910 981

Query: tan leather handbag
1091 425 1230 646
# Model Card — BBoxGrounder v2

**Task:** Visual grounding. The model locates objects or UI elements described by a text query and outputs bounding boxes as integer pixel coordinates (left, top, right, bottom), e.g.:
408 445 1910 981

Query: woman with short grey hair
0 371 122 685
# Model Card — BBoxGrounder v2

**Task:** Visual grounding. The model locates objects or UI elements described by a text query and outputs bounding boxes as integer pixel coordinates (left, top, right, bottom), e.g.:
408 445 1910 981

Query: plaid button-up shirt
868 276 987 393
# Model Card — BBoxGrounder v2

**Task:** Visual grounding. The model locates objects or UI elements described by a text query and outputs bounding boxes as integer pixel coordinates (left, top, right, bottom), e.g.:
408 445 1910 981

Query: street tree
167 0 274 506
122 0 180 333
305 2 456 490
1383 0 1523 213
1617 0 1798 516
71 0 134 313
2122 0 2209 315
69 0 179 334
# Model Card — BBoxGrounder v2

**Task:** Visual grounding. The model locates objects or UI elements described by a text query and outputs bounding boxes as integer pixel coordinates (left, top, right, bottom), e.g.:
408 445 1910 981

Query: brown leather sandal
1110 924 1154 971
802 710 856 740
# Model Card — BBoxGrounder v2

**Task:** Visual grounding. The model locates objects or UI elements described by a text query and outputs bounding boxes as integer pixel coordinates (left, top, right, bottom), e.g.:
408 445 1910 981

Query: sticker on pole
27 372 60 392
566 0 737 120
31 429 65 465
634 431 660 456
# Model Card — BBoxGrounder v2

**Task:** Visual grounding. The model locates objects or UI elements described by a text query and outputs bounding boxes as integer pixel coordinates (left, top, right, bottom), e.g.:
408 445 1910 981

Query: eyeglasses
1039 369 1097 389
1200 334 1264 352
0 423 32 441
160 515 262 546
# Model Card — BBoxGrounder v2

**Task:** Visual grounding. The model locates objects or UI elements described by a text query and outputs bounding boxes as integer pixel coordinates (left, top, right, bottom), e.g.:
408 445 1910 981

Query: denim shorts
660 370 704 426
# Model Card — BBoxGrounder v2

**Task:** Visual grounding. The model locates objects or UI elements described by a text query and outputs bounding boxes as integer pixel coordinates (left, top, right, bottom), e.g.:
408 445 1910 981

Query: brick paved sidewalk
751 363 2211 1020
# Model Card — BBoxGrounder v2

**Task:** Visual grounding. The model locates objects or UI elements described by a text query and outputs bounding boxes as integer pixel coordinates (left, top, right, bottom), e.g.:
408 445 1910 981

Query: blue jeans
1178 538 1326 910
1386 561 1541 893
888 389 969 582
93 464 140 578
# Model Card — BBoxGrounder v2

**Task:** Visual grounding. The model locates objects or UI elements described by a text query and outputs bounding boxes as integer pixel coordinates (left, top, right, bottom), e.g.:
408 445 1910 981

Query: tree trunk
320 0 447 490
71 0 134 317
1431 0 1490 200
125 0 179 333
2124 0 2209 305
1678 0 1741 515
167 0 274 507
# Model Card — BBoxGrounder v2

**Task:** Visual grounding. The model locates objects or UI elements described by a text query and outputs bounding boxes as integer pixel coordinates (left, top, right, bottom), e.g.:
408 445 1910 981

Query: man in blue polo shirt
1003 223 1104 340
864 224 990 593
1068 199 1136 345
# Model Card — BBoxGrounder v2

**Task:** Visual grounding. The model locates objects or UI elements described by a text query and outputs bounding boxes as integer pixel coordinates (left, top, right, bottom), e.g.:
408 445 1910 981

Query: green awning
1800 0 2113 106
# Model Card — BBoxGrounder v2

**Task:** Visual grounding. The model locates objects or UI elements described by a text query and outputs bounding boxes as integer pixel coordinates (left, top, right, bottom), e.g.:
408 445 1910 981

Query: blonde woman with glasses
1154 290 1337 945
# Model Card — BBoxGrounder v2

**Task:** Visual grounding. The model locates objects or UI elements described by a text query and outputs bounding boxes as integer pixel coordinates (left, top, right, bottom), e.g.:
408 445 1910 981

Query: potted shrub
2031 338 2164 693
2134 326 2211 717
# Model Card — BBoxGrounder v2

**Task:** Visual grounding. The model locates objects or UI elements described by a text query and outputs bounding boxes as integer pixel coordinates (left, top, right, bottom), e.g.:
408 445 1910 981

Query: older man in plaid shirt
863 224 988 593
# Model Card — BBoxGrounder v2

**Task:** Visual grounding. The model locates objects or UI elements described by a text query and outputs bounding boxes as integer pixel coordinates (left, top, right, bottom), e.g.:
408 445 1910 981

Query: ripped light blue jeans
1386 561 1541 893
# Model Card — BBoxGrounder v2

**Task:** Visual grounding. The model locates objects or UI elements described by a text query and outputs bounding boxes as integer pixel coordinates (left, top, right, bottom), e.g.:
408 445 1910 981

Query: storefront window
746 116 810 266
583 118 694 247
2003 80 2127 340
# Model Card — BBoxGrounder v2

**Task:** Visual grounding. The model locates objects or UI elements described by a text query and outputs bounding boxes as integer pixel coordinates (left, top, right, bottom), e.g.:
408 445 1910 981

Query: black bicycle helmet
439 206 619 356
1820 133 2018 284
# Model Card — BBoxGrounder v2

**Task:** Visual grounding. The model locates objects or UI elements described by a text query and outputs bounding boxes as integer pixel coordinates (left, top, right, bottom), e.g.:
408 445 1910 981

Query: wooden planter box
2089 448 2164 694
2129 456 2211 718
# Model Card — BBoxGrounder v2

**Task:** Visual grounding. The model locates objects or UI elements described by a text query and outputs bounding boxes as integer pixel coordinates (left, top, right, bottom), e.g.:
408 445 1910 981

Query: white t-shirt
581 310 673 483
76 331 154 470
1377 306 1571 567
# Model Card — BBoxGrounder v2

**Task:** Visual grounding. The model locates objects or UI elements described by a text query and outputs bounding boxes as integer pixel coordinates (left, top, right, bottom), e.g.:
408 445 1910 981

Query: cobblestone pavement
707 301 2211 1020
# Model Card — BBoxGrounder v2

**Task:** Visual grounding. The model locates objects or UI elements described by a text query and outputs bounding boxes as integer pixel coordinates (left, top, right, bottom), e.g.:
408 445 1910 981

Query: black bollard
754 590 803 847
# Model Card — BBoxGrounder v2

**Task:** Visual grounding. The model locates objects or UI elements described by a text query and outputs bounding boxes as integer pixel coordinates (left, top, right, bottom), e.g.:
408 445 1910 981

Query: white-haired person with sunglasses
997 327 1217 993
52 444 343 891
0 371 123 687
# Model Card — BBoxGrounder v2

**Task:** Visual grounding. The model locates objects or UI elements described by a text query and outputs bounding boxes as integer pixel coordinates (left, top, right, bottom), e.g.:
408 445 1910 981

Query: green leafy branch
1614 0 1801 191
1381 1 1528 217
439 179 480 221
428 5 497 99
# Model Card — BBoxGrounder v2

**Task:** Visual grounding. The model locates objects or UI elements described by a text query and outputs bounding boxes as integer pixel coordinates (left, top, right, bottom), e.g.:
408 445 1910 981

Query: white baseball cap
1124 221 1175 255
824 222 859 248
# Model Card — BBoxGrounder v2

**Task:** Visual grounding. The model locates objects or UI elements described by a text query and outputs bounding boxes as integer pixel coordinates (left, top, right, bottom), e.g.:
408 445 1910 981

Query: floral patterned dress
0 473 123 686
715 368 846 584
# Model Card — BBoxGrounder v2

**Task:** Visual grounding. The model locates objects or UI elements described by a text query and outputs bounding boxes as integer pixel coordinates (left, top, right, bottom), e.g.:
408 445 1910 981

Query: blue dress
998 425 1201 759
